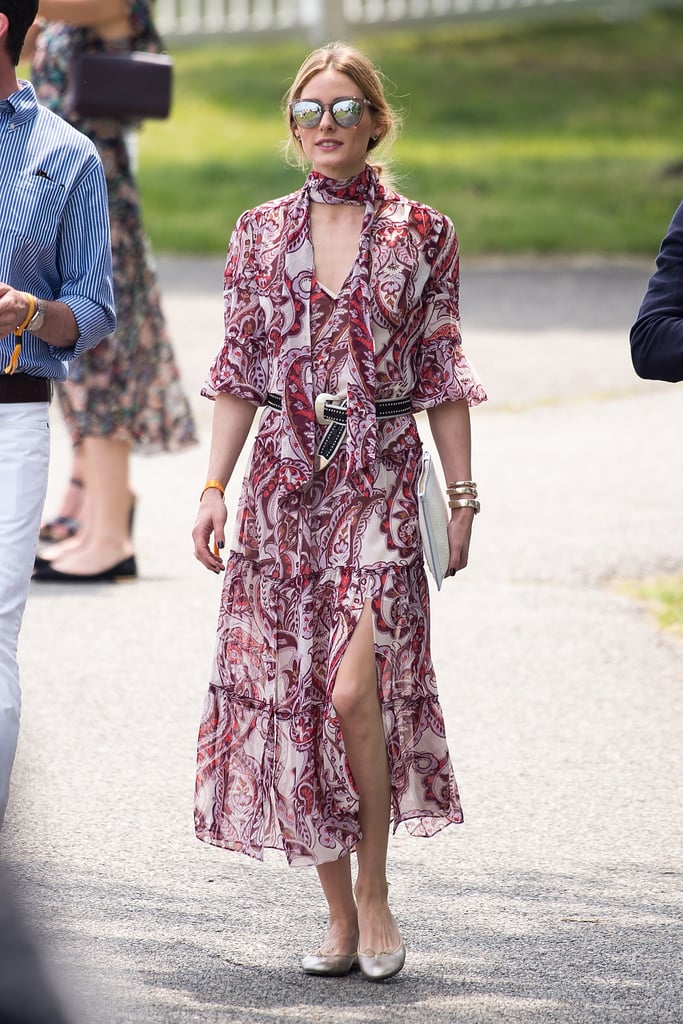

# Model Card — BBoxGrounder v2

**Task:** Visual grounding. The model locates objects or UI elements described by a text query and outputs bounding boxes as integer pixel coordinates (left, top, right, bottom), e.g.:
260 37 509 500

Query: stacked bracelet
448 485 478 497
200 480 225 501
446 479 480 513
447 479 477 495
448 498 481 514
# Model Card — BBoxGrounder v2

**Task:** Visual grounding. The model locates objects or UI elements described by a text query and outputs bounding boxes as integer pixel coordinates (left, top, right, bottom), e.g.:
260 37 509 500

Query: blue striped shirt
0 81 116 381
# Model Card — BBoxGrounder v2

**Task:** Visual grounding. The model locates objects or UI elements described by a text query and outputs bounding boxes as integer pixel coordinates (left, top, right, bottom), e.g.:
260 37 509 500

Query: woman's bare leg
313 856 358 954
49 437 134 575
39 447 84 543
331 602 402 955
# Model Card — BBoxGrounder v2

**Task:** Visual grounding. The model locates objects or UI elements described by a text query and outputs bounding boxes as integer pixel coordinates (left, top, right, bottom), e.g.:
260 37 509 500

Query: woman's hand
192 491 228 574
445 508 475 579
0 284 30 337
191 393 257 576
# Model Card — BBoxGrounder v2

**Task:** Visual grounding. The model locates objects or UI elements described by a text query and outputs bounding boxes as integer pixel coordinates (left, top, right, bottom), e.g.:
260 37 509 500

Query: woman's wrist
446 480 479 516
200 480 225 502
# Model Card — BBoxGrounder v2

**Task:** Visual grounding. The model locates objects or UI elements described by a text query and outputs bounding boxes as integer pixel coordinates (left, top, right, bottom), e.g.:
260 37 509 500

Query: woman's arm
38 0 128 33
192 392 258 574
20 20 42 62
426 399 476 575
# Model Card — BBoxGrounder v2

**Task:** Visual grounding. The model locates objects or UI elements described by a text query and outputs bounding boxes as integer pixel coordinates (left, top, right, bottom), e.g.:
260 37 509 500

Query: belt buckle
314 391 346 425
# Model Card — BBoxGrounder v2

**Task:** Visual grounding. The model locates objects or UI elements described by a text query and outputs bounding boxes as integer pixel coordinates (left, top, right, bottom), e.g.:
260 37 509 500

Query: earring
371 134 379 141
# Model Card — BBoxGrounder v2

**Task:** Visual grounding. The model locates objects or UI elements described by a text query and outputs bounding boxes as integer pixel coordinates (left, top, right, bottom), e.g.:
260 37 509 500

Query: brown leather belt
0 373 52 404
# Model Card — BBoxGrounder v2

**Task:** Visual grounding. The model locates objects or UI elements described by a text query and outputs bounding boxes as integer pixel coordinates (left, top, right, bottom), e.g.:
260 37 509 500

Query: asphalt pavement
1 255 681 1024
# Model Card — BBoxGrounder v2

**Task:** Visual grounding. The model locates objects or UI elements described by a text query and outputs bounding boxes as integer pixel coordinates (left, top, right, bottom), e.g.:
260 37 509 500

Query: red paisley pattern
195 168 486 865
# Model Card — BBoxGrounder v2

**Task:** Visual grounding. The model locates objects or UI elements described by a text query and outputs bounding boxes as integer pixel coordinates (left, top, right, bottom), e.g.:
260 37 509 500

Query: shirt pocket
6 171 65 248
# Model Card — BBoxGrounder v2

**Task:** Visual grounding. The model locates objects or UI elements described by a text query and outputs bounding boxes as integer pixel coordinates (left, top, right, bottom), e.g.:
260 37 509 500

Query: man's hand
0 284 30 336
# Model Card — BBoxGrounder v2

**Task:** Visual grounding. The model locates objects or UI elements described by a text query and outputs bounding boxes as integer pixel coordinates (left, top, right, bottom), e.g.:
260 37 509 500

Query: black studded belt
0 373 52 404
265 391 412 467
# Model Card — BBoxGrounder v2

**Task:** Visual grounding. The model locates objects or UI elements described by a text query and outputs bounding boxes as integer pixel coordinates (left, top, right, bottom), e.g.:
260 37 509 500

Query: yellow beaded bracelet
200 480 225 501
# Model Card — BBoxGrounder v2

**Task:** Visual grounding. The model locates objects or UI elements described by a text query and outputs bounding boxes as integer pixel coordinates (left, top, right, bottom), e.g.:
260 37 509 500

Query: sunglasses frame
290 96 373 130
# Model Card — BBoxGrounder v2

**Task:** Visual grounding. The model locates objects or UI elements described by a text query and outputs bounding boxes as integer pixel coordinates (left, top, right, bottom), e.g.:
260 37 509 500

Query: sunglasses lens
291 101 322 128
332 98 363 127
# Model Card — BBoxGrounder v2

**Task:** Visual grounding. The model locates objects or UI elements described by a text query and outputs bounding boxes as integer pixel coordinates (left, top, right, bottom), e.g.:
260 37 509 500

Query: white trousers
0 403 50 827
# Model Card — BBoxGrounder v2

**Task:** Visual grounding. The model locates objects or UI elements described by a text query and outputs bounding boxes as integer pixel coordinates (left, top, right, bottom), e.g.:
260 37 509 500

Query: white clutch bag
417 450 450 590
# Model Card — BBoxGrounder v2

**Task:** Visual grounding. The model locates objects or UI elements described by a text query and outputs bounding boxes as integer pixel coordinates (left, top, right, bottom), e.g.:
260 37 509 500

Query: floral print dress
31 1 197 452
195 168 486 866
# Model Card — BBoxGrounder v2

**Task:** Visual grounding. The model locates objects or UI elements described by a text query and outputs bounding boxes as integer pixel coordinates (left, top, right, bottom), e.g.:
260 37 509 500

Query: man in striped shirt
0 0 115 827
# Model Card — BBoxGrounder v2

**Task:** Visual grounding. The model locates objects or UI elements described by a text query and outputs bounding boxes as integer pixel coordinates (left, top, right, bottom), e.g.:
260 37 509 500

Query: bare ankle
327 908 358 931
354 880 389 906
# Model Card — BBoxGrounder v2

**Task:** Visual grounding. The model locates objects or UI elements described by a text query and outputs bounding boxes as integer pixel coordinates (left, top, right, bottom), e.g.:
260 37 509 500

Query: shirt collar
0 80 38 126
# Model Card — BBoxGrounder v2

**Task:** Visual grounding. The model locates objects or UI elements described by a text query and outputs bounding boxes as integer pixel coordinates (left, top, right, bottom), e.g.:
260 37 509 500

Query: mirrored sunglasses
290 96 372 130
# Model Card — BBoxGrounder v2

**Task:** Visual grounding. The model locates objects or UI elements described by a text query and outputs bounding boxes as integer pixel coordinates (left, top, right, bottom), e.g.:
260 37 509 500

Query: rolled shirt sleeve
49 155 116 359
0 85 115 378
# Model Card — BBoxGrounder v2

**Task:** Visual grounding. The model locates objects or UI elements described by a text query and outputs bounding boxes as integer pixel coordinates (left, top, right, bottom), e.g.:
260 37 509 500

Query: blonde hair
283 42 399 174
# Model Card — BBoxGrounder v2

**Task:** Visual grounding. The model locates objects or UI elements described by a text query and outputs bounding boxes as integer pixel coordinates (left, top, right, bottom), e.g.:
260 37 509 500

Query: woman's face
291 68 377 180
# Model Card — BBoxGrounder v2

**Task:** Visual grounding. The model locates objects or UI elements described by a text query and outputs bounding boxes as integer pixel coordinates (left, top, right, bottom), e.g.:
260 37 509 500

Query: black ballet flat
32 555 137 584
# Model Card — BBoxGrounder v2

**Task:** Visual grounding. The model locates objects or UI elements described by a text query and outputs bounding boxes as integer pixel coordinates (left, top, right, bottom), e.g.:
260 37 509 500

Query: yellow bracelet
14 293 37 336
200 480 225 501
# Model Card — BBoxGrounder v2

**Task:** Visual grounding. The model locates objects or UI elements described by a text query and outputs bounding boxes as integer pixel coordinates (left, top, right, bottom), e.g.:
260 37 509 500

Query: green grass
132 11 683 255
620 575 683 638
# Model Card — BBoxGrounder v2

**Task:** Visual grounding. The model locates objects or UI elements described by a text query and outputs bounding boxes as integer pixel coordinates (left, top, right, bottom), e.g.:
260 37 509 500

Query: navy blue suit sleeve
630 202 683 382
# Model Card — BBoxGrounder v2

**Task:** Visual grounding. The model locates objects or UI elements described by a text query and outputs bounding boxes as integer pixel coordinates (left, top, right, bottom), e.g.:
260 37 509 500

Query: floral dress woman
31 1 196 453
194 166 486 866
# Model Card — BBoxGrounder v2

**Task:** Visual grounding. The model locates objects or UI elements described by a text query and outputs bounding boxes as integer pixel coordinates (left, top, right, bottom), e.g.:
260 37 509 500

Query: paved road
2 257 681 1024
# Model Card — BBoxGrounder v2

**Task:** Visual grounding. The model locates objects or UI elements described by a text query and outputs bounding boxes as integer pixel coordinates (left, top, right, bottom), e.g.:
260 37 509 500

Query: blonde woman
192 43 486 980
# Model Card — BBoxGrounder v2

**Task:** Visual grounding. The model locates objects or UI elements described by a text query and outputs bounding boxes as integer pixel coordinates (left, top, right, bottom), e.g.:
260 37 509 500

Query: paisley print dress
31 2 197 452
195 168 486 866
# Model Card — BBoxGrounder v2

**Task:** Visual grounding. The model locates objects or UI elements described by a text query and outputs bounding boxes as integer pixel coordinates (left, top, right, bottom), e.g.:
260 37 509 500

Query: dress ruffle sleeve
202 212 269 404
411 214 487 411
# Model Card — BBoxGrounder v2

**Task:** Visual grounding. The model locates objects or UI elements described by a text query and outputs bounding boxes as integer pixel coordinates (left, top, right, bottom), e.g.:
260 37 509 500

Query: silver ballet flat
358 941 406 981
301 949 359 977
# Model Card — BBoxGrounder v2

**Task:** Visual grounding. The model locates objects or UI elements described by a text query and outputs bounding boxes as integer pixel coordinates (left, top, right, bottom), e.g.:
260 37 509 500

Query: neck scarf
278 164 384 493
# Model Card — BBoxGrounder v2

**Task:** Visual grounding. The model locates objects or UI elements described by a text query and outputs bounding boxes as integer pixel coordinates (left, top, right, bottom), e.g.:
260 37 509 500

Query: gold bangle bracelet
200 480 225 501
447 479 476 490
449 498 480 514
447 485 478 497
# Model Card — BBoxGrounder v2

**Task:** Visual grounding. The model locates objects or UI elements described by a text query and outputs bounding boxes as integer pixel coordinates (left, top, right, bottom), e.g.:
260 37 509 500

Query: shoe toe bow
301 948 358 976
357 942 406 981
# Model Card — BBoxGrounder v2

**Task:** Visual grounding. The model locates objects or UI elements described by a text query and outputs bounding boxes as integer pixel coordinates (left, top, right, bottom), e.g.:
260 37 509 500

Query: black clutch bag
66 51 173 121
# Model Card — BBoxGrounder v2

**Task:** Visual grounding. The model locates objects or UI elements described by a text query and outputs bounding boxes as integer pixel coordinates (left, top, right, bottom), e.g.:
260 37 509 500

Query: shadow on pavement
6 858 680 1024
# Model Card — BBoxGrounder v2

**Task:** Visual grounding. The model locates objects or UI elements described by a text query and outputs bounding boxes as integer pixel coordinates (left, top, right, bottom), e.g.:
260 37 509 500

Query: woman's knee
332 673 374 721
332 602 377 721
